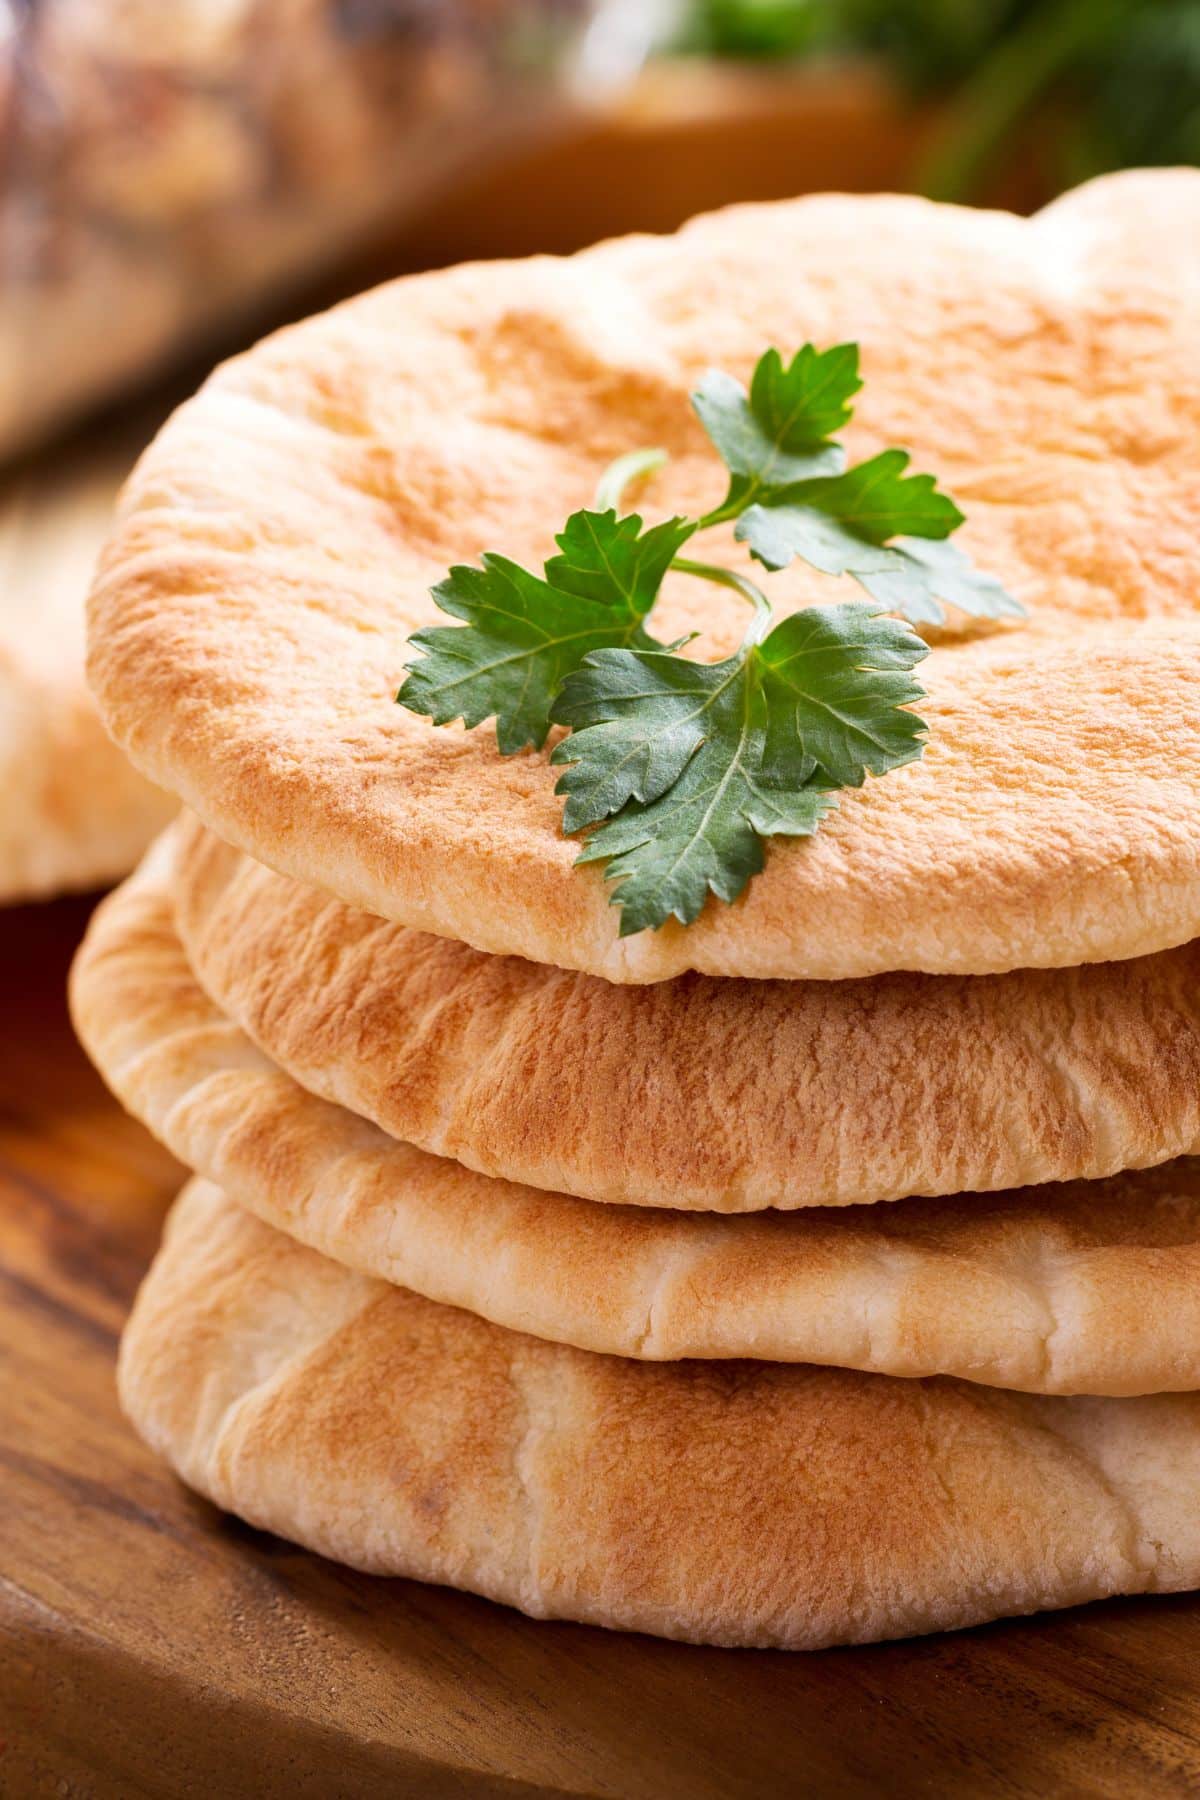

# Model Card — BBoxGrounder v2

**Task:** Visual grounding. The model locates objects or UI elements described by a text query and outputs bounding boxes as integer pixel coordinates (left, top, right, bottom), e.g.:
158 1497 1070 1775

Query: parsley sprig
397 343 1022 934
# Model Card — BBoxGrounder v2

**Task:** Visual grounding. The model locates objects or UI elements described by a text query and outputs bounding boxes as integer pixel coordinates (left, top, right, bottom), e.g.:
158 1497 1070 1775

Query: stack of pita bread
71 167 1200 1651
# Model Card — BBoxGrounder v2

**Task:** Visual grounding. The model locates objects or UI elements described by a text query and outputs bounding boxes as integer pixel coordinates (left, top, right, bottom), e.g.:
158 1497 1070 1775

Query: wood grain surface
0 897 1199 1799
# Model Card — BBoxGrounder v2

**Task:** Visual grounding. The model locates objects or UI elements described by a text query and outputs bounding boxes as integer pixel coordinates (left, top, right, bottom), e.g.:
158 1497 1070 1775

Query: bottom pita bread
72 842 1200 1396
123 1181 1200 1651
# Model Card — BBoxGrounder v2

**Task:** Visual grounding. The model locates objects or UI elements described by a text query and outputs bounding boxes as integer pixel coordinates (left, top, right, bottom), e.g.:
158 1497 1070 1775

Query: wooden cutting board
3 894 1200 1799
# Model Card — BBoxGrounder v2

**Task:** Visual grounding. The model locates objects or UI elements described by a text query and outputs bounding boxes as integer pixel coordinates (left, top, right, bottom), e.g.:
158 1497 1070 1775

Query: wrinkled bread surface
120 1181 1200 1649
73 837 1200 1395
173 813 1200 1211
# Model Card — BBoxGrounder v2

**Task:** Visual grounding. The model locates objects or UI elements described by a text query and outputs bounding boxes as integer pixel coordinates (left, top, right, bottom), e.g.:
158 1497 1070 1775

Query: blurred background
1 0 1199 907
4 0 1199 468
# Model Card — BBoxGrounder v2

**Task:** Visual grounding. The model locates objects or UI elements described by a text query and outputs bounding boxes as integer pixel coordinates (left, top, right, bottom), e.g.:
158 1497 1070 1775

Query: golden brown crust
171 814 1200 1212
86 170 1200 978
120 1180 1200 1649
72 834 1200 1395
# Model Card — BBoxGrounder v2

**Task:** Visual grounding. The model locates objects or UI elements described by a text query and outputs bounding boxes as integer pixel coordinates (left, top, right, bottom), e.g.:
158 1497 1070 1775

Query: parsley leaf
570 754 837 938
819 533 1025 627
544 508 693 615
756 448 964 544
550 602 927 932
692 343 858 517
396 507 694 753
737 448 1023 626
744 464 1029 626
695 349 1023 627
397 337 1022 935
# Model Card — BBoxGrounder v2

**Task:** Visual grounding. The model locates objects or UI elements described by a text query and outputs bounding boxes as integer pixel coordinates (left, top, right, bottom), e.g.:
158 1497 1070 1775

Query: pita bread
0 446 172 903
174 812 1200 1211
87 170 1200 980
122 1179 1200 1650
72 835 1200 1395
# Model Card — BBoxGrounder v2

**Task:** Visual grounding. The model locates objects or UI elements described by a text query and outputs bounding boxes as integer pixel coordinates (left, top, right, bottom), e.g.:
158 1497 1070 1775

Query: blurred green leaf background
671 0 1200 198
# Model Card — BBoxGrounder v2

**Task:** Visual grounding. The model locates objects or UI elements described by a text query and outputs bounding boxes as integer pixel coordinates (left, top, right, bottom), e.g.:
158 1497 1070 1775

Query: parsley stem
594 447 669 513
696 500 743 530
670 557 772 643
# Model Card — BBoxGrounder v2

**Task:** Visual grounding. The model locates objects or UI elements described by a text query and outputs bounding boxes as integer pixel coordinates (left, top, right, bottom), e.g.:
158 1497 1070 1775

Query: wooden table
2 897 1200 1797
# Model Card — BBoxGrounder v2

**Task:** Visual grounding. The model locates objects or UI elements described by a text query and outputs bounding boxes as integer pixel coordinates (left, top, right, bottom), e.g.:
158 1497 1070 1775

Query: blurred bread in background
0 0 606 462
0 430 173 903
0 0 608 905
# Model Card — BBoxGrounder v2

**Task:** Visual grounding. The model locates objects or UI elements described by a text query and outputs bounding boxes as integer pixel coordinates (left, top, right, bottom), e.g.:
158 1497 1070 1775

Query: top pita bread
0 445 172 903
88 170 1200 980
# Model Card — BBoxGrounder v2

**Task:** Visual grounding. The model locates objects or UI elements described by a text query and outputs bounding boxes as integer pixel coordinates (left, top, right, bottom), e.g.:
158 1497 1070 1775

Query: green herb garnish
397 510 693 756
397 343 1021 934
551 600 928 936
